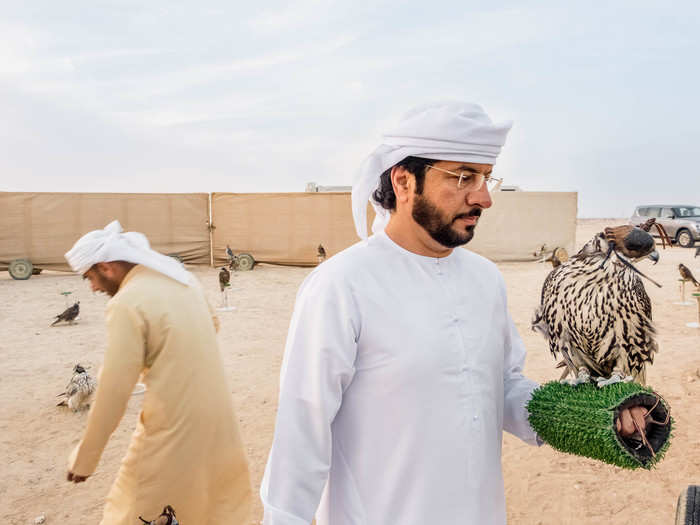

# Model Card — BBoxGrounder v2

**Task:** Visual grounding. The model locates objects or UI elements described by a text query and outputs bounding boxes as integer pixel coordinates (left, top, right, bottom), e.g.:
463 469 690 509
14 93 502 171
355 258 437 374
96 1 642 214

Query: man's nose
466 181 493 208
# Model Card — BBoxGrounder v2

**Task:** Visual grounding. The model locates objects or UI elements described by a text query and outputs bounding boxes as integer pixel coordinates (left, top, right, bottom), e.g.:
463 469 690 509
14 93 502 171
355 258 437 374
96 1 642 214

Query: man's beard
411 193 481 248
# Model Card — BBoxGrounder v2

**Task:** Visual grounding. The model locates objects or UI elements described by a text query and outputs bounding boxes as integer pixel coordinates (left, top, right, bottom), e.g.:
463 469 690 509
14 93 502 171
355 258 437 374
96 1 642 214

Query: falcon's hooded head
577 225 661 287
580 225 658 261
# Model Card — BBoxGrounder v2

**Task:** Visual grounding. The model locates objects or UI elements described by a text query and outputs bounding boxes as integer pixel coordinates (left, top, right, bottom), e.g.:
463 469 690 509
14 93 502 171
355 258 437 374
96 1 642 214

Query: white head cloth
65 220 191 285
351 101 513 239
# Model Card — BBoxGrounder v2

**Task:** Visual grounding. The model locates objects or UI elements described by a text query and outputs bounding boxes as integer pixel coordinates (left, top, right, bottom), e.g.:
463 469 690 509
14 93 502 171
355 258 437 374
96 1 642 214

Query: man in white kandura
260 102 536 525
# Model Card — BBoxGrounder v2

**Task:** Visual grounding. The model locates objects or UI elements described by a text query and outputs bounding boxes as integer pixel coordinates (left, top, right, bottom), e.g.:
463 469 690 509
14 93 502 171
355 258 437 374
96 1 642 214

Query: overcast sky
1 1 698 217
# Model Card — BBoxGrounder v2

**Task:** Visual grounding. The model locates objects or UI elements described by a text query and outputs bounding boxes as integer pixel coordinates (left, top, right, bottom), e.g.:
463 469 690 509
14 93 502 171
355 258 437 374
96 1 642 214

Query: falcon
545 247 568 268
139 505 178 525
51 301 80 326
219 267 230 292
533 245 568 268
56 364 96 412
532 223 661 387
317 243 327 262
679 263 699 287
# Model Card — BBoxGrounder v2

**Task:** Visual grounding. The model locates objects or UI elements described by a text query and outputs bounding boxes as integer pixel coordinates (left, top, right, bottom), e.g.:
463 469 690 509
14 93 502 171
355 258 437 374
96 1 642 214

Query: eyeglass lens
458 173 499 192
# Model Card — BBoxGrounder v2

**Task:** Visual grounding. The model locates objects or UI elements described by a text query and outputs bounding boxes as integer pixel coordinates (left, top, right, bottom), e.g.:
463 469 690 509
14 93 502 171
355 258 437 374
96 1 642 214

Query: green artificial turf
527 381 673 470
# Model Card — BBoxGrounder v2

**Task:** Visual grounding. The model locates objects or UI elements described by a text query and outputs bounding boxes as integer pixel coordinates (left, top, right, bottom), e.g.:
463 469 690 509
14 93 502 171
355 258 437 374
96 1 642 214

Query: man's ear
94 262 111 277
391 166 412 204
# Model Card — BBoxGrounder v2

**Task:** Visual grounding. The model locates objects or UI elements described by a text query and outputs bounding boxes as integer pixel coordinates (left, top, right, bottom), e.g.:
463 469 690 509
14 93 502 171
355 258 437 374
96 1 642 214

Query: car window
646 207 660 217
661 207 675 219
676 207 700 217
636 207 647 216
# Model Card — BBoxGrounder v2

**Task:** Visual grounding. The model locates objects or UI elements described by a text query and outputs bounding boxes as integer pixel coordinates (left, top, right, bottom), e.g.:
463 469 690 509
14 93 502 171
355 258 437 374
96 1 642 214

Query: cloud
245 0 337 33
1 1 699 217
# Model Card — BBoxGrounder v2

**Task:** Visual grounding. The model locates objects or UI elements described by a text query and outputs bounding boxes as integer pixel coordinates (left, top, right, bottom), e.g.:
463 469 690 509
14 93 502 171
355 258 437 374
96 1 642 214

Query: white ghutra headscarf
65 220 191 285
351 101 513 239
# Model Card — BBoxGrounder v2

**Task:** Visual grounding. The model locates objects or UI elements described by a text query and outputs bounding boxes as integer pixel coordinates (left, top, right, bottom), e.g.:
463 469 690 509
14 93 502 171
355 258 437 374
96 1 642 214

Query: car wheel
676 485 700 525
236 253 255 271
677 229 696 248
8 259 33 280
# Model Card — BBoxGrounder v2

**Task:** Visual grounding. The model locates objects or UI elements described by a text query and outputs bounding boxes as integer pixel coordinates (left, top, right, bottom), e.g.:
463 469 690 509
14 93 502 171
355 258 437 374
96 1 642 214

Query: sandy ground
1 219 699 525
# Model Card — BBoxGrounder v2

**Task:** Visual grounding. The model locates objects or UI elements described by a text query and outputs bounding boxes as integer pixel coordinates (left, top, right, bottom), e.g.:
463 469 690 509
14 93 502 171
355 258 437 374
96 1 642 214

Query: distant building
305 182 521 193
305 182 352 193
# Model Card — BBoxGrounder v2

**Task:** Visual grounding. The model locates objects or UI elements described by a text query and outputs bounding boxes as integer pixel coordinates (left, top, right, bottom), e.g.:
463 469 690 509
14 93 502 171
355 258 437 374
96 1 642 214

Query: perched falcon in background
219 267 231 292
546 247 569 268
679 263 699 287
51 301 80 326
532 224 660 386
317 244 327 262
139 505 179 525
56 364 96 412
533 245 568 268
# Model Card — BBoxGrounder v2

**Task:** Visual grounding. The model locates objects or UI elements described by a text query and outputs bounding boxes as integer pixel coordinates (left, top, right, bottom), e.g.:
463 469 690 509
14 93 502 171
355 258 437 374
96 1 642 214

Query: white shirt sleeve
500 282 541 446
261 268 360 525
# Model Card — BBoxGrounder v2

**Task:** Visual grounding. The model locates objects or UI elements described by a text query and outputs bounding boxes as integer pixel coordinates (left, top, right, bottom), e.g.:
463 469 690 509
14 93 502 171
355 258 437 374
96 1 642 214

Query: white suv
630 205 700 248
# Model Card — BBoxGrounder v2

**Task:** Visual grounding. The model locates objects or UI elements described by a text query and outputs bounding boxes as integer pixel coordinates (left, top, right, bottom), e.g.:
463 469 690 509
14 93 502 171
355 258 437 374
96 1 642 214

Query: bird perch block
527 381 672 470
691 293 700 327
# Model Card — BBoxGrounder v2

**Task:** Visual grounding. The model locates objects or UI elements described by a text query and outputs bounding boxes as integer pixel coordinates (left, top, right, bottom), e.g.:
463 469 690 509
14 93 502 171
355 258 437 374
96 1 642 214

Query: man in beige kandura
64 220 251 524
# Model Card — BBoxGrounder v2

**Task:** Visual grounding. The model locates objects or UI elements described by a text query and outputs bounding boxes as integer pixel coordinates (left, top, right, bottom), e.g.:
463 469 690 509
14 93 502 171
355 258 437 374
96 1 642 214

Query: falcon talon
563 372 591 386
596 373 627 387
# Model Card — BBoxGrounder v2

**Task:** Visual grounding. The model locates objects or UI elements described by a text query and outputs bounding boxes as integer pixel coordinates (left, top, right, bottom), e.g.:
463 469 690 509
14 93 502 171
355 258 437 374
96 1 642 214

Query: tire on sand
677 229 696 248
236 253 255 271
676 485 700 525
8 259 33 280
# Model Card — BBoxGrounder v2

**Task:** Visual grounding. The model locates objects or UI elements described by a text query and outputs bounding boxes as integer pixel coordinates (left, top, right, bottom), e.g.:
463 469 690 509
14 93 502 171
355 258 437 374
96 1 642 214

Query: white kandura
261 230 540 525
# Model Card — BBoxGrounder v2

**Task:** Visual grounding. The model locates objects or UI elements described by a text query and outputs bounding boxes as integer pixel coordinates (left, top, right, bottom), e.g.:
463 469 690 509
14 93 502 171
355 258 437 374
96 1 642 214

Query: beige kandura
68 265 251 524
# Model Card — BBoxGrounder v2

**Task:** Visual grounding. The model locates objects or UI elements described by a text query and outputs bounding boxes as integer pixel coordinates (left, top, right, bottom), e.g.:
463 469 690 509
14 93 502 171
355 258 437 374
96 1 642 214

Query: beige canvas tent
468 191 578 261
1 190 577 276
211 192 373 266
211 191 576 266
0 192 210 274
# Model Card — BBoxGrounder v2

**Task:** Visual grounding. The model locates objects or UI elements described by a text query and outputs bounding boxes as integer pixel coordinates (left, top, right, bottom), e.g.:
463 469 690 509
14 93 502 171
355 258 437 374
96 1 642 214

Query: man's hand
66 471 88 483
616 406 648 437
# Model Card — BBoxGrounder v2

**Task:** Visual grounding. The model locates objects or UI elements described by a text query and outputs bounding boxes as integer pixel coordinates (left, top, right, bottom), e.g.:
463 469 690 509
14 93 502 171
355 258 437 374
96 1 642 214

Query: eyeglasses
424 164 503 193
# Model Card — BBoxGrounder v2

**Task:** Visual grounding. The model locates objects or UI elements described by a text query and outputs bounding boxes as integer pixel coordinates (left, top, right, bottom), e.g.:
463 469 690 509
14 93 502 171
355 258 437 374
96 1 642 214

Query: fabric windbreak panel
211 193 374 266
0 192 31 269
0 192 210 271
0 190 578 270
467 191 578 262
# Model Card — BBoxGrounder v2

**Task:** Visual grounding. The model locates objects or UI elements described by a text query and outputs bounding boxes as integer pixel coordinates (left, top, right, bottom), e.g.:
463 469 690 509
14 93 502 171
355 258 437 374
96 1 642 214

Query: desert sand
1 219 699 525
